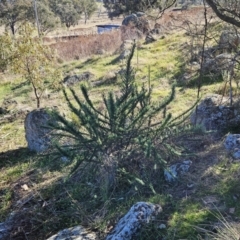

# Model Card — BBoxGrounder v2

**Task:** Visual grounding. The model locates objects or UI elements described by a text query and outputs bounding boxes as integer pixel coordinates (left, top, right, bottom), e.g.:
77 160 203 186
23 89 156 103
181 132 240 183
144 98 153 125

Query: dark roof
96 24 121 28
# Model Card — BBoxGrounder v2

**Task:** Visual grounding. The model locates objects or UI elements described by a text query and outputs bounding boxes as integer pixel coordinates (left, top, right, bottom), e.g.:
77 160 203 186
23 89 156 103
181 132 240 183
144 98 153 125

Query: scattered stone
106 202 162 240
1 99 17 113
46 225 97 240
154 22 161 29
178 71 196 85
145 33 165 44
0 109 29 125
158 224 166 229
190 94 240 132
21 184 29 191
24 108 55 152
145 34 156 44
181 3 189 11
229 208 235 214
136 12 145 17
164 160 192 182
63 72 94 86
60 156 69 163
93 71 118 87
96 49 105 55
187 183 195 189
202 195 219 206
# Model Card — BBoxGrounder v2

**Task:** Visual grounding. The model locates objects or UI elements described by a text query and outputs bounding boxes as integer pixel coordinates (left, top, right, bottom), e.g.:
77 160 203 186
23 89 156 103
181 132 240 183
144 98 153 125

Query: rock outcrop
164 160 192 183
122 13 150 34
219 30 240 52
193 31 240 75
190 94 240 132
224 134 240 159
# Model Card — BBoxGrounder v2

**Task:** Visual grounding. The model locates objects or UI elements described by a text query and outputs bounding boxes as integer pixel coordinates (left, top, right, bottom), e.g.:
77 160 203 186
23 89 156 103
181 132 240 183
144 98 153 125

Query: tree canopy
79 0 97 24
8 23 61 108
49 0 83 28
32 0 60 34
103 0 176 18
0 0 98 33
206 0 240 27
0 0 33 35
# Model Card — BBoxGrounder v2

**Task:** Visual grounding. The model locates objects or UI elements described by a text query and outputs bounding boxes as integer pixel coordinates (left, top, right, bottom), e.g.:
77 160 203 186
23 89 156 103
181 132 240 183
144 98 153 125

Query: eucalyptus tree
49 0 82 28
103 0 177 18
79 0 97 24
206 0 240 27
9 23 61 108
31 0 60 34
0 0 32 35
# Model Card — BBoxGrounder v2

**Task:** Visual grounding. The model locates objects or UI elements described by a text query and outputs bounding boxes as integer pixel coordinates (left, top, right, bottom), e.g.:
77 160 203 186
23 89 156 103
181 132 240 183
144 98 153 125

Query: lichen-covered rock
190 94 240 132
24 109 55 152
122 14 138 27
105 202 162 240
224 134 240 159
164 160 192 182
46 226 97 240
224 134 240 150
202 53 234 74
122 14 150 34
219 31 240 52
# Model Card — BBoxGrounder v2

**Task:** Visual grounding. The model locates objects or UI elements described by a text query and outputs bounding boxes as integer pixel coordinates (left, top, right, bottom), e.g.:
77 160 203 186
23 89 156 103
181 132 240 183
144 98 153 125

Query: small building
96 24 121 34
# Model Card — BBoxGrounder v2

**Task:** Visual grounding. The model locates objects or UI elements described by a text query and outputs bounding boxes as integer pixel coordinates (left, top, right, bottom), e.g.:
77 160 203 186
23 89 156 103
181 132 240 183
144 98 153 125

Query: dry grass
50 30 122 61
208 220 240 240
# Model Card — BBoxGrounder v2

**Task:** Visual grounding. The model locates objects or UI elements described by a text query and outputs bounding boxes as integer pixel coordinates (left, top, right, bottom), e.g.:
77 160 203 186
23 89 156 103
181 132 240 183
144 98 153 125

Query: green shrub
49 44 197 200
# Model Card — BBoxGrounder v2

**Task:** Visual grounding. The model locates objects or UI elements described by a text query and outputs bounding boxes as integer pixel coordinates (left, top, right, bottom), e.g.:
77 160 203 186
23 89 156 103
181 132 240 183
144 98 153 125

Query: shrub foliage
50 44 196 199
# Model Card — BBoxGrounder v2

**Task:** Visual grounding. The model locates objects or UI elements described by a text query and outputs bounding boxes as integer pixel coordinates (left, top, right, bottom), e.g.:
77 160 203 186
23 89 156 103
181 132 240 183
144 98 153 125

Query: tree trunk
84 12 88 24
32 81 40 108
10 23 15 35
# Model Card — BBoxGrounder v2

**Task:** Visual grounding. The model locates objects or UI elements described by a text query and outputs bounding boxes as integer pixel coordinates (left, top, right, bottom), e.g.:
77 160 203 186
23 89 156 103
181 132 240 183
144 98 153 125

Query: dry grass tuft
209 219 240 240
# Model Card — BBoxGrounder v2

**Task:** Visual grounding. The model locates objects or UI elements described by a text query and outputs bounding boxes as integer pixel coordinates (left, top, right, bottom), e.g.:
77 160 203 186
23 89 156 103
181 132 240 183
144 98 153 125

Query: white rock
106 202 162 240
224 134 240 159
47 226 97 240
164 160 192 182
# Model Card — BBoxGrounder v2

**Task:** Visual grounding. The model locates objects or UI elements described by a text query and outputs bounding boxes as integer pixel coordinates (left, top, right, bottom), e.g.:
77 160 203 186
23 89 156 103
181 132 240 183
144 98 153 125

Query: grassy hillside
1 7 240 240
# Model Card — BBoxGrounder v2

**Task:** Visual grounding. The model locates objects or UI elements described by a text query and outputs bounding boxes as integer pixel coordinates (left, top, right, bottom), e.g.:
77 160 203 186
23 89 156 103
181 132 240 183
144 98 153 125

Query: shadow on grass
174 63 224 89
0 147 35 169
183 74 223 88
106 56 120 65
80 57 100 66
11 81 29 91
